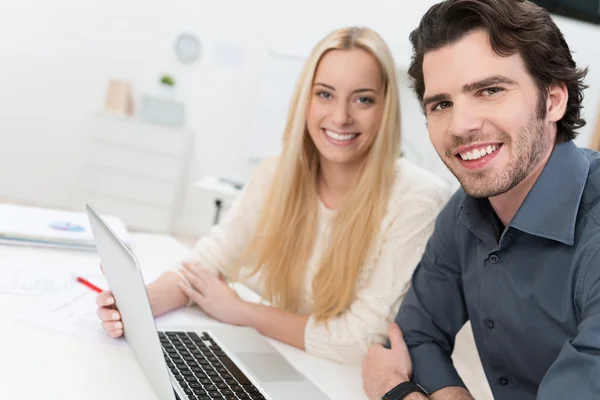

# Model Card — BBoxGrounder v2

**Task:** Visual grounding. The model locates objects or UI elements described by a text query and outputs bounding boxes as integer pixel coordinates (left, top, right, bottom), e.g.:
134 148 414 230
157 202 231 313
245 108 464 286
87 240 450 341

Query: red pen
75 276 104 293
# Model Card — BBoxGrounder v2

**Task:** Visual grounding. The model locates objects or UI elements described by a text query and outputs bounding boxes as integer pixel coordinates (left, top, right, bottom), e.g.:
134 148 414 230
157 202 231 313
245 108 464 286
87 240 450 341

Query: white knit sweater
183 157 451 366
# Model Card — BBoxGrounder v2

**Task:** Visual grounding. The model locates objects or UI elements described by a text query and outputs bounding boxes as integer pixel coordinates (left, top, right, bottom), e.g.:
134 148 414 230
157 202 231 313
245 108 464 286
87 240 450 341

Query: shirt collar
510 140 588 245
460 140 589 246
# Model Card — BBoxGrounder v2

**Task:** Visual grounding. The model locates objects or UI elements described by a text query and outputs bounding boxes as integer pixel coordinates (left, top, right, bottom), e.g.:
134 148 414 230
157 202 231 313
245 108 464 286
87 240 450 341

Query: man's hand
362 323 413 400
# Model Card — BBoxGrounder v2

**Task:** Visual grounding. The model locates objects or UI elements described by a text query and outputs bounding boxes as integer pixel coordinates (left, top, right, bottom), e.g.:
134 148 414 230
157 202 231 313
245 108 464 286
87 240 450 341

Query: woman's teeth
459 144 499 161
324 129 359 141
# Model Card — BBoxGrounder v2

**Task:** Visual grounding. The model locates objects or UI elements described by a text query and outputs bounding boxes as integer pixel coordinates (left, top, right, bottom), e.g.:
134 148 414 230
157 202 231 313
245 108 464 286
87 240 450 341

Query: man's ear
546 82 569 123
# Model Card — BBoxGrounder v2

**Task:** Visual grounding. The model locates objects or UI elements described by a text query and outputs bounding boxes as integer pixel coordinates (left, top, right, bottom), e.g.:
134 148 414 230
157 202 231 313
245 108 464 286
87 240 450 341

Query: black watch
381 381 428 400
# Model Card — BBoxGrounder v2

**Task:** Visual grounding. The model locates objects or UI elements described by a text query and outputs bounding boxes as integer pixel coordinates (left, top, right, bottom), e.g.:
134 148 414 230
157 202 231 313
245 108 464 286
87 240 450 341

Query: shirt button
489 254 499 264
499 377 509 386
485 319 495 330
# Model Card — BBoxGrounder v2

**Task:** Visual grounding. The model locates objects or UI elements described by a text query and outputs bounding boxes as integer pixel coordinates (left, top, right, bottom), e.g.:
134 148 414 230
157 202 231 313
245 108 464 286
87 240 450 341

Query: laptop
85 203 330 400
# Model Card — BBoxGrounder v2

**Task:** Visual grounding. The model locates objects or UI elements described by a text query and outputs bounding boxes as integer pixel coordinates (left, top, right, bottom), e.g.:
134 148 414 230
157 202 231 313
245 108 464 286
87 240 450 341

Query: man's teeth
325 129 359 141
460 145 499 161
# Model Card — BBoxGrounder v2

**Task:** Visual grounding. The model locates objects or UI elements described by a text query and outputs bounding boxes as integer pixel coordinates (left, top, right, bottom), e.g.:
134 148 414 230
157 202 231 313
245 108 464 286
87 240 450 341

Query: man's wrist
404 393 428 400
380 374 411 398
380 378 428 400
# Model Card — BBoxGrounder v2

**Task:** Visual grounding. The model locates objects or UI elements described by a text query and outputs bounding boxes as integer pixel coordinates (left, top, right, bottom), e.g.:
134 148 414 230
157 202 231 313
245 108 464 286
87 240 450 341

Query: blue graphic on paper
49 222 85 232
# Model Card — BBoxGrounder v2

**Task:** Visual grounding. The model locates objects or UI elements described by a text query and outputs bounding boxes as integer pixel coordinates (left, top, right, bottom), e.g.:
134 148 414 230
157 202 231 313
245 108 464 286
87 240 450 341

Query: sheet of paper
0 265 73 295
19 289 128 347
0 262 106 296
18 287 211 347
0 203 132 247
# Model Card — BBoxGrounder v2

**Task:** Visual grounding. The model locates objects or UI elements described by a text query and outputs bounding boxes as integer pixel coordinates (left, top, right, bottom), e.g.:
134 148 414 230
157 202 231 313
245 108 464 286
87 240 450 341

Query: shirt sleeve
304 189 449 366
395 192 469 394
536 246 600 398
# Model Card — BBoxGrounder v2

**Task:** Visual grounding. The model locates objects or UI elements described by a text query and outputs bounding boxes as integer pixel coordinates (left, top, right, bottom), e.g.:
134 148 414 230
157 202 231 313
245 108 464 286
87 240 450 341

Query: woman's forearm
147 271 189 317
241 302 309 350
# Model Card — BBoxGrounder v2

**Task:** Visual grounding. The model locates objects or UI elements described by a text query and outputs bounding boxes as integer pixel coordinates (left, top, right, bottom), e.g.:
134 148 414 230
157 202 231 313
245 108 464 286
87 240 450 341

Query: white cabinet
76 113 194 233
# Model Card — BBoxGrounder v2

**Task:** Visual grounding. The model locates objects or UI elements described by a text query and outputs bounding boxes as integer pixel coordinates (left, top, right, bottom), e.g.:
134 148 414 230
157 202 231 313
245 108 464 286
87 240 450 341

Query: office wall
1 1 599 231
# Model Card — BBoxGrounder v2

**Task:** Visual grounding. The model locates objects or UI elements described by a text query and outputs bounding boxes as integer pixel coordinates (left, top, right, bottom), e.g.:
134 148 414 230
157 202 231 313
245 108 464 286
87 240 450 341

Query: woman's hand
95 264 190 337
95 290 124 337
178 263 250 326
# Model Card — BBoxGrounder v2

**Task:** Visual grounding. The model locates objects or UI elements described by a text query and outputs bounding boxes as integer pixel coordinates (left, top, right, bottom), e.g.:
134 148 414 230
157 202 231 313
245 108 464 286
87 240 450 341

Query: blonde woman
96 26 450 366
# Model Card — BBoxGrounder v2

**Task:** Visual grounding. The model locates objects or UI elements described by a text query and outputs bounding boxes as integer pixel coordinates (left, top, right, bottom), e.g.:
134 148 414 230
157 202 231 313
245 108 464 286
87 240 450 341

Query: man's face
422 30 553 198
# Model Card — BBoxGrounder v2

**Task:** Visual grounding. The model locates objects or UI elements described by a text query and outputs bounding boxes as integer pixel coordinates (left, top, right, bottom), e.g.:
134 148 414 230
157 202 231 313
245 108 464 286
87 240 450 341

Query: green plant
160 74 175 86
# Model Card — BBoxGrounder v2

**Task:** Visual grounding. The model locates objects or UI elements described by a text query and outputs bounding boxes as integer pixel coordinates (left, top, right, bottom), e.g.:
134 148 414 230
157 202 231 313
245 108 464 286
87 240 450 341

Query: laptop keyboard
159 331 266 400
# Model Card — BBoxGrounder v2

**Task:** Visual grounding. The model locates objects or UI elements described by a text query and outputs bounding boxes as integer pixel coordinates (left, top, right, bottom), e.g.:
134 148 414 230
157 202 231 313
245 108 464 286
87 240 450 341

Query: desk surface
0 233 365 400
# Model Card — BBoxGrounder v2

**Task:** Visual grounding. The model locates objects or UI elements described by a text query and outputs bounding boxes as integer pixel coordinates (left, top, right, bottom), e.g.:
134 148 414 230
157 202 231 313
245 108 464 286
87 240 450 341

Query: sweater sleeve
304 186 450 366
169 157 277 285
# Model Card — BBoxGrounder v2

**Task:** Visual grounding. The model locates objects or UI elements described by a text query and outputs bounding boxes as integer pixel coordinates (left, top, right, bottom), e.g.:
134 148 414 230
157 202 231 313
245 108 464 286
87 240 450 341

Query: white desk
0 233 365 400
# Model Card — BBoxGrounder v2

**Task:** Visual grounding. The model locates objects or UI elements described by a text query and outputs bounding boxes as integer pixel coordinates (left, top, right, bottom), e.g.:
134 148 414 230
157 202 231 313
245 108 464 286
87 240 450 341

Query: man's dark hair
408 0 588 142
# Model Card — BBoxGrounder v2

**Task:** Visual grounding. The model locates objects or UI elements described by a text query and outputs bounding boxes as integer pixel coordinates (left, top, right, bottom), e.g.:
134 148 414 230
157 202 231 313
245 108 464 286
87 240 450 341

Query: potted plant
158 74 176 98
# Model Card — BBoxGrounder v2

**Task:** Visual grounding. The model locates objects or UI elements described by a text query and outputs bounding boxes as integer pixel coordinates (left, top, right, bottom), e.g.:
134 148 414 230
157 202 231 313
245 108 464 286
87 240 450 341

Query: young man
362 0 600 399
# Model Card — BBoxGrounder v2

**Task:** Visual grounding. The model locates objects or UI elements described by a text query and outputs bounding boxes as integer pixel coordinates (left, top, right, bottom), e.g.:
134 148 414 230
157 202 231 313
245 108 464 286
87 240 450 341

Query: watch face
176 34 200 63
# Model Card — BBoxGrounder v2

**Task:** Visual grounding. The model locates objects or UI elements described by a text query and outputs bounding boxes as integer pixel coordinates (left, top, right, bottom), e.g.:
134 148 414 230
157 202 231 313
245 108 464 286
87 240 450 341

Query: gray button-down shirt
395 141 600 399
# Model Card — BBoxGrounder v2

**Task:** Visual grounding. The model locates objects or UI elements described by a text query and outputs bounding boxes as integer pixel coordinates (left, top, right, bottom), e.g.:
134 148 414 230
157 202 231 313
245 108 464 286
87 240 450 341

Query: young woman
96 26 450 366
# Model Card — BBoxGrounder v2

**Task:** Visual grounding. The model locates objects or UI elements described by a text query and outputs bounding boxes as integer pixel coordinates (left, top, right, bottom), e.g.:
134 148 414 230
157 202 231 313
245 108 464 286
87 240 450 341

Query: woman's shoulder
244 156 280 188
390 158 452 206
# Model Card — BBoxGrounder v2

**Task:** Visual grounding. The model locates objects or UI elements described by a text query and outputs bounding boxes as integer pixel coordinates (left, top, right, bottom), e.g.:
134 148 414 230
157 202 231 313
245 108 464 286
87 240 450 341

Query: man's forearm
402 386 474 400
405 393 428 400
430 386 474 400
395 386 472 400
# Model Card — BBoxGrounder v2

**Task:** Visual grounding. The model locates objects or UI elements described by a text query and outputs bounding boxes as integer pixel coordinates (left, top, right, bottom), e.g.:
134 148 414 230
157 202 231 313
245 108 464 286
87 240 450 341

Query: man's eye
432 101 452 112
482 87 503 96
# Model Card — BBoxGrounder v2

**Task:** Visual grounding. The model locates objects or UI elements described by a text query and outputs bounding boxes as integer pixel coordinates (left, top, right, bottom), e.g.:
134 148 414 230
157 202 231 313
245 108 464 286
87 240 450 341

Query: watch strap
382 381 428 400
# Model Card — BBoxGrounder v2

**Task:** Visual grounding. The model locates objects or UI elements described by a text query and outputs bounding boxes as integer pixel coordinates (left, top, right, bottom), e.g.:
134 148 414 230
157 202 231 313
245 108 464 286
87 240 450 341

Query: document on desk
18 289 128 347
0 263 105 295
18 287 205 347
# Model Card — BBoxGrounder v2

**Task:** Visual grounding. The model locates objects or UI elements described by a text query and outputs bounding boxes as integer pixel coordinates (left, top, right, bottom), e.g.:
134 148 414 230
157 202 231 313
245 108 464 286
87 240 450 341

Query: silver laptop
85 203 330 400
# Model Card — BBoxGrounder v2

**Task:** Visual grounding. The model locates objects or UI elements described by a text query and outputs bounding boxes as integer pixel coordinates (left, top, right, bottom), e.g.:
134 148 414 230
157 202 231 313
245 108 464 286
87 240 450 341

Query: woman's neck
317 157 362 210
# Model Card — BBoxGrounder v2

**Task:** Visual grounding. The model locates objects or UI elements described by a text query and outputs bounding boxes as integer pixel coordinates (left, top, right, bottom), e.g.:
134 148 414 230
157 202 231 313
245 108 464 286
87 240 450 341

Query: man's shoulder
580 148 600 212
437 187 468 223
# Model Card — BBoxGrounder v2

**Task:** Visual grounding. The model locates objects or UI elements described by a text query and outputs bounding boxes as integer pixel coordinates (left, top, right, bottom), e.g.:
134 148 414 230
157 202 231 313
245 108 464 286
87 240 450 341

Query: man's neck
489 148 554 226
318 157 362 210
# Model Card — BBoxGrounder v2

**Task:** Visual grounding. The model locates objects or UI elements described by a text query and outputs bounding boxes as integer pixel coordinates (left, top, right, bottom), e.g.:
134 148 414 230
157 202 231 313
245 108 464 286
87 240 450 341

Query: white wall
1 0 599 232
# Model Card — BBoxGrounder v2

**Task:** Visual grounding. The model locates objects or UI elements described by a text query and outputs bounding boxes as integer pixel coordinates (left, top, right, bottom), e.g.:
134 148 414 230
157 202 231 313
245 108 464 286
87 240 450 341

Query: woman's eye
357 96 374 105
317 91 332 99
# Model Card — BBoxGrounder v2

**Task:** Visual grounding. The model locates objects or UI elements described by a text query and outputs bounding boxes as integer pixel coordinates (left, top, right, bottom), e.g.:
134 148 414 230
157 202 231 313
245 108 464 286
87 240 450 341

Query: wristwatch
381 381 428 400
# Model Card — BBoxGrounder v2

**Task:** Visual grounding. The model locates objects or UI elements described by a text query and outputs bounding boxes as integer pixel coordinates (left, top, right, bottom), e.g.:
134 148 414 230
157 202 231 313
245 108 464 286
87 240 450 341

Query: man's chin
458 176 516 199
453 171 499 199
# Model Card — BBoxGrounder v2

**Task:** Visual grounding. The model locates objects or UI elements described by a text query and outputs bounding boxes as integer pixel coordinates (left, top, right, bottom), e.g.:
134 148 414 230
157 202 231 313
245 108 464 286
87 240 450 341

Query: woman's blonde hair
242 26 401 321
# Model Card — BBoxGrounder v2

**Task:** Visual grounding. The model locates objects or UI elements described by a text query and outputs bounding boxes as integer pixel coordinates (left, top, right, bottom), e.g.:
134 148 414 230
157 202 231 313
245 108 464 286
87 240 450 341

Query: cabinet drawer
79 166 176 208
78 191 172 232
90 113 191 156
86 142 182 182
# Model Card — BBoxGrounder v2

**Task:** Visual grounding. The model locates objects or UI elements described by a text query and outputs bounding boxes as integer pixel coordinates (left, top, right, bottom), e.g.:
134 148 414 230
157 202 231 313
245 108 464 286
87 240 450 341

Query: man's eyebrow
423 93 450 108
462 75 518 93
422 75 518 108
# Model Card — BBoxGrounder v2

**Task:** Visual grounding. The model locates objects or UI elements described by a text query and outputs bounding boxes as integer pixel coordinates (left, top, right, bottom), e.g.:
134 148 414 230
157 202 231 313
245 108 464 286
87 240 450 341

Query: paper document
0 203 132 249
19 287 207 346
0 264 74 295
0 259 106 296
19 289 128 347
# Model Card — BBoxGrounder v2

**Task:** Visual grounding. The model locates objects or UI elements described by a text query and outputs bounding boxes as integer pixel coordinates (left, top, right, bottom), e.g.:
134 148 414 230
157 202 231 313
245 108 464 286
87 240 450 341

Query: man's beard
441 117 549 199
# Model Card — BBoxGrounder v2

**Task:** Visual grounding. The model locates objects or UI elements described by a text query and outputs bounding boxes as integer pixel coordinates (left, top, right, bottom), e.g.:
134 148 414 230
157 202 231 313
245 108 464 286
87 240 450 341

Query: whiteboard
247 52 306 163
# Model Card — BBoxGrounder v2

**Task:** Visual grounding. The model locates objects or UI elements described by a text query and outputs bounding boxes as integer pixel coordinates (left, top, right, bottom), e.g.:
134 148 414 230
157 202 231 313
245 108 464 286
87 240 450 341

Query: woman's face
306 48 385 167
